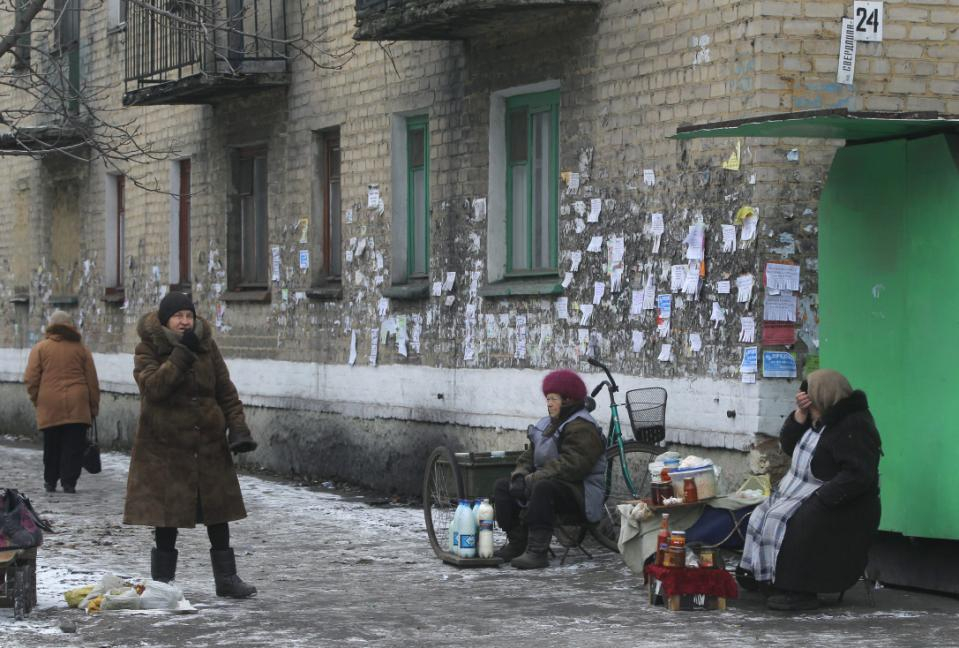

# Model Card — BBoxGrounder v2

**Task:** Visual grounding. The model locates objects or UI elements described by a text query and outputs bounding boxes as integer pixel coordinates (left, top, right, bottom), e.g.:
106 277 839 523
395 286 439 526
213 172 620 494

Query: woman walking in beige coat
23 310 100 494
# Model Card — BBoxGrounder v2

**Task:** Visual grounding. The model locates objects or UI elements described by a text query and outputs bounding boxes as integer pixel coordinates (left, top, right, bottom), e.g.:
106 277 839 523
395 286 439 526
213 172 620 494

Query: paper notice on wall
736 274 754 303
348 330 358 366
562 272 574 289
299 250 310 270
575 218 586 234
608 236 625 265
472 197 487 221
632 330 646 352
643 275 656 310
610 267 623 293
573 201 587 217
577 328 590 355
689 333 703 353
297 218 309 244
515 315 527 359
555 297 570 320
587 236 604 253
763 351 797 378
740 346 758 374
355 237 368 258
741 214 758 242
721 140 741 171
763 321 797 346
593 282 605 305
764 293 798 322
396 315 409 357
578 304 593 326
837 17 857 85
588 198 602 223
742 372 757 384
367 185 380 209
657 343 672 362
431 281 442 297
670 265 687 292
650 212 664 254
657 318 671 338
570 251 583 272
412 315 422 353
271 246 281 281
629 290 643 317
377 297 389 318
464 303 477 324
656 294 672 319
721 225 737 252
345 208 353 224
710 301 725 327
683 262 701 296
345 250 354 265
444 295 456 307
717 280 731 295
369 328 379 366
376 252 385 271
643 169 656 186
464 333 475 362
740 316 756 343
685 223 705 261
566 172 580 194
766 262 800 292
443 272 456 292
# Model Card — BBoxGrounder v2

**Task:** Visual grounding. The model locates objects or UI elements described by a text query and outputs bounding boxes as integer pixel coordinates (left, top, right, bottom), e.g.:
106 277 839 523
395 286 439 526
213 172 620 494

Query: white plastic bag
78 574 125 610
100 587 142 611
139 580 184 610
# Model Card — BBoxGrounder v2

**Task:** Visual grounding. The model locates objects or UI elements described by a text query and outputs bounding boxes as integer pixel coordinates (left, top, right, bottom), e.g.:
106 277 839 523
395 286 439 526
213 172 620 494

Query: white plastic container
666 464 718 499
450 501 464 553
476 499 495 559
457 499 477 558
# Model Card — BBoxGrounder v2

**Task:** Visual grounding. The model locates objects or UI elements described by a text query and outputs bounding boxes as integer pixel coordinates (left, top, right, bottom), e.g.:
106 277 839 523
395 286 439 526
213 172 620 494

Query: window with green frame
407 116 429 278
506 90 559 275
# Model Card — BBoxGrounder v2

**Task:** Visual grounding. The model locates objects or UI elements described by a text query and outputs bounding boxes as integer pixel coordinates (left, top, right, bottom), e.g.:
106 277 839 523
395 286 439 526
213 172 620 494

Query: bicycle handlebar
587 357 619 393
590 381 608 398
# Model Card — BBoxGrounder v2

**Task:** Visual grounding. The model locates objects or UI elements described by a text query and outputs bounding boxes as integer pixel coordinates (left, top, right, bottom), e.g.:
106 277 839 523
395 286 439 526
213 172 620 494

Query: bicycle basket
625 387 667 444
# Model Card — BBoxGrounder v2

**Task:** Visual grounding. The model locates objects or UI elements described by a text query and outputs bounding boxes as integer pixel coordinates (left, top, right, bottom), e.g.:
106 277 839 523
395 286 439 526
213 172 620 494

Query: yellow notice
734 205 755 225
721 139 742 171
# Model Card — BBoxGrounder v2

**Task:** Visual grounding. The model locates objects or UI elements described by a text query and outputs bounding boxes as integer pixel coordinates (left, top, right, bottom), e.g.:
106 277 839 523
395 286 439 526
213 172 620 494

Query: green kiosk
677 109 959 593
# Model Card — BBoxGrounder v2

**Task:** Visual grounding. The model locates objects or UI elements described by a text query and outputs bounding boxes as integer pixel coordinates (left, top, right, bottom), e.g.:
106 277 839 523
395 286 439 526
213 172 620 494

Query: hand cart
0 547 38 620
422 446 523 567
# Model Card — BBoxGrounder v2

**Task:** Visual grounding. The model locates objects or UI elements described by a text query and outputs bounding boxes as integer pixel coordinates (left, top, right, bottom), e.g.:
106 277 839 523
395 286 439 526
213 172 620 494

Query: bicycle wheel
590 442 660 552
422 446 465 559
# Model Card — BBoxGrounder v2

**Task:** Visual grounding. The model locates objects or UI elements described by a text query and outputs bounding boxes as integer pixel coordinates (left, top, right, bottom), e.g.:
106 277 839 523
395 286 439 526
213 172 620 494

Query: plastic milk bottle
457 499 477 558
450 500 465 554
477 499 495 559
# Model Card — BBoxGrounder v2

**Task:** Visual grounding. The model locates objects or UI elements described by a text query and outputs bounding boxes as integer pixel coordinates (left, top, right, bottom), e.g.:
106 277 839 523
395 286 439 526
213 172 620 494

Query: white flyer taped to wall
555 297 570 320
271 246 281 281
348 330 357 366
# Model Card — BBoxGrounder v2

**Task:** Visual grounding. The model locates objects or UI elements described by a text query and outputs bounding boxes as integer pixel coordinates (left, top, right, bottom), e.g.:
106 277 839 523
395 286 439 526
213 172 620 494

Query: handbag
82 419 102 474
0 489 52 550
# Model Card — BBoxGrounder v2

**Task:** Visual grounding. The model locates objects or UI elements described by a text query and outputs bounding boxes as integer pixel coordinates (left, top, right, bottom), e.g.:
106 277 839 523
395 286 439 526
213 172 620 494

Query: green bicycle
583 357 668 552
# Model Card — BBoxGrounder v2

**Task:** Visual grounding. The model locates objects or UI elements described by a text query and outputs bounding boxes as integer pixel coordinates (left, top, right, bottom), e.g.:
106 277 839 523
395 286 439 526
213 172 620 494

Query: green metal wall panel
820 134 959 540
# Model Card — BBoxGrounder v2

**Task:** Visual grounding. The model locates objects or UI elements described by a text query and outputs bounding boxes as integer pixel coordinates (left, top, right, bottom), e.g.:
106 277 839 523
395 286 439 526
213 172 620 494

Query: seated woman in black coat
739 369 882 611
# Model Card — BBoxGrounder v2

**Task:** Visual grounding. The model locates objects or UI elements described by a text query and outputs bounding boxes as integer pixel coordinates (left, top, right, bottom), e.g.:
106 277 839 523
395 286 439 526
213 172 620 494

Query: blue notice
741 346 758 374
763 351 797 378
656 294 672 318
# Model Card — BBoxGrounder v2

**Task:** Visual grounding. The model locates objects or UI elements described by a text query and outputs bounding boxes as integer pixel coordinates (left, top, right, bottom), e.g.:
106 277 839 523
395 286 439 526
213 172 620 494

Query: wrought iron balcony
123 0 290 106
353 0 598 41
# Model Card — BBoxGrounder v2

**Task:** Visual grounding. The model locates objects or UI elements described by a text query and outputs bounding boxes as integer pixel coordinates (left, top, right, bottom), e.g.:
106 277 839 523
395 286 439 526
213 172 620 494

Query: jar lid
671 531 685 537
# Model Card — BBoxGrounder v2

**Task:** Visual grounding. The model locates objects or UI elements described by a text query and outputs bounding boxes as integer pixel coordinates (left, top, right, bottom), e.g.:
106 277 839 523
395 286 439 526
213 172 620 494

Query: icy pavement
2 442 959 647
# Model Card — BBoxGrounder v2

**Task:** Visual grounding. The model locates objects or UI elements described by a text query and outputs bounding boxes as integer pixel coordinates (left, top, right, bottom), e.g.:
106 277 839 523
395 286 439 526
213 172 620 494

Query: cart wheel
592 441 661 553
423 446 465 559
13 563 27 621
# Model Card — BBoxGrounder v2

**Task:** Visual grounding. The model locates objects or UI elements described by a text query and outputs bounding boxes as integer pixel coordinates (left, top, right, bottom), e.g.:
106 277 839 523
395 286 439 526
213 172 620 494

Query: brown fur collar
137 310 212 354
45 323 81 342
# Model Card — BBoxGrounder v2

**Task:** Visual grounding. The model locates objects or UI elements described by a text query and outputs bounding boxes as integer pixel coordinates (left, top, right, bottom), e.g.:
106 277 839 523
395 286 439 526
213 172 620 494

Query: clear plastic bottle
450 500 466 555
457 499 477 558
477 499 495 559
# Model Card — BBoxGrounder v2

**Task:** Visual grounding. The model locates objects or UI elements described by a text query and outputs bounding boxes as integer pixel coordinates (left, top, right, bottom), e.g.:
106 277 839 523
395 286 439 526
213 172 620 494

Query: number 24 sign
853 1 883 42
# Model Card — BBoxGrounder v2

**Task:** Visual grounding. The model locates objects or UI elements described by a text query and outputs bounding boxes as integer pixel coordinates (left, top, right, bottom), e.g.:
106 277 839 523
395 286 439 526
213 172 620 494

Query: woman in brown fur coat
124 291 258 598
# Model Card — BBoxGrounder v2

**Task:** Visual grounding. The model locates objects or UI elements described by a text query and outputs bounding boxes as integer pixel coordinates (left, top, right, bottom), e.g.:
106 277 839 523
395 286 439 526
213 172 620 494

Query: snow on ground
2 444 958 647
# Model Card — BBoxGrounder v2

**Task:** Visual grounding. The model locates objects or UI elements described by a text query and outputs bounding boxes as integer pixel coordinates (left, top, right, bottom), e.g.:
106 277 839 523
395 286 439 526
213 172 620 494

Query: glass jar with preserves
683 477 699 504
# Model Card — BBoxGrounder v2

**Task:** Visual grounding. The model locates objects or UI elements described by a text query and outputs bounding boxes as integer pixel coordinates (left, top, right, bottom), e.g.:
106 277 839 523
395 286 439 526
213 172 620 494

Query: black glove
509 474 527 500
180 329 201 352
228 427 258 454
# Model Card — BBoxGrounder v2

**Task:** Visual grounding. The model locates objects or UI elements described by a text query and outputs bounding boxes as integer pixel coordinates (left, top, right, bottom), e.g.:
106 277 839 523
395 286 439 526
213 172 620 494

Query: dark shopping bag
0 489 52 550
684 504 757 550
82 419 102 474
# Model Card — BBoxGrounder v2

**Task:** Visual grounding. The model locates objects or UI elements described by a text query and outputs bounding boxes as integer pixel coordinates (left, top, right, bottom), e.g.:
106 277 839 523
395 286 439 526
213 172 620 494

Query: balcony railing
124 0 289 106
353 0 598 41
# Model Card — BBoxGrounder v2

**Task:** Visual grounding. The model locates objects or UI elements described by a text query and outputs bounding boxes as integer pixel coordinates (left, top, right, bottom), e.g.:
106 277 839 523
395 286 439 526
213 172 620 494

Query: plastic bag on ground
101 586 142 611
78 574 125 610
64 585 94 608
139 580 184 610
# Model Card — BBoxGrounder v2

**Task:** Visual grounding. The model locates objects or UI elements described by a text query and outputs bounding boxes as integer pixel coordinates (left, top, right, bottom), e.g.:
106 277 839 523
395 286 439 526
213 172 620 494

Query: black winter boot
210 548 257 598
151 548 178 583
511 527 552 570
493 524 528 562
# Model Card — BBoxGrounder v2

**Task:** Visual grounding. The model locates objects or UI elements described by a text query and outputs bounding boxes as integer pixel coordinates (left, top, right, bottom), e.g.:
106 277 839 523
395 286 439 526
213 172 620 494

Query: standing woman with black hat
492 368 607 569
124 292 258 598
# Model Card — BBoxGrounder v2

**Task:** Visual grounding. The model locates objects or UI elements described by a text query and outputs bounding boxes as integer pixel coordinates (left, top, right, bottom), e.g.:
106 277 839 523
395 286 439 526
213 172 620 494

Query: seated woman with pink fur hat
492 369 607 569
